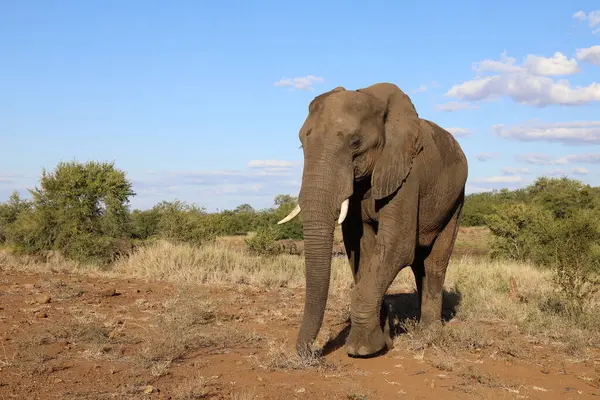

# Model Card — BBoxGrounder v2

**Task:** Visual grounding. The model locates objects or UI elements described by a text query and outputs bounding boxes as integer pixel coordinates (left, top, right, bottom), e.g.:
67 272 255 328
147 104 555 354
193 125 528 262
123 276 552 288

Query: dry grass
1 236 599 358
171 372 221 399
257 339 341 372
112 240 354 292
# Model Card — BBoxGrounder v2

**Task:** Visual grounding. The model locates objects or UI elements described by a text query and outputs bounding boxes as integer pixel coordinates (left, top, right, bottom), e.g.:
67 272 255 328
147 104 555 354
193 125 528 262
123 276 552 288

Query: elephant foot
418 305 444 329
295 340 321 359
345 323 389 358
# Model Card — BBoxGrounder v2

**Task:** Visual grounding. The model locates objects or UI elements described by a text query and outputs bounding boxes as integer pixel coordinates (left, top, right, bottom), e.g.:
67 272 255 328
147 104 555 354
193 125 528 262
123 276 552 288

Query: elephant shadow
321 289 462 357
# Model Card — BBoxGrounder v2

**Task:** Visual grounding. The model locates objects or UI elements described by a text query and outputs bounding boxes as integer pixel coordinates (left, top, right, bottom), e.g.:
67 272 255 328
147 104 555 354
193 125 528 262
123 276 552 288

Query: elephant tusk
337 199 350 225
277 204 301 224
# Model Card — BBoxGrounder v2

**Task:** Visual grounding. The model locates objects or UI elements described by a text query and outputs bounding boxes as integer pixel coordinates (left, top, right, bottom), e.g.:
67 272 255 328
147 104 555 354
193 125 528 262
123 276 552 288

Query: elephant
277 82 468 358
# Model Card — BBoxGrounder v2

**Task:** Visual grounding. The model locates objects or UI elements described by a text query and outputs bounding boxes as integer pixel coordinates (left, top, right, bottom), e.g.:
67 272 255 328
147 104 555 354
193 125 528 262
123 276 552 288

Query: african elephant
278 82 468 358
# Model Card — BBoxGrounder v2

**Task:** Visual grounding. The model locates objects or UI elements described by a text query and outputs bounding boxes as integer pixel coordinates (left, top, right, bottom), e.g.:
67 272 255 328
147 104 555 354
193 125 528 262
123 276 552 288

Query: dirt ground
1 269 599 400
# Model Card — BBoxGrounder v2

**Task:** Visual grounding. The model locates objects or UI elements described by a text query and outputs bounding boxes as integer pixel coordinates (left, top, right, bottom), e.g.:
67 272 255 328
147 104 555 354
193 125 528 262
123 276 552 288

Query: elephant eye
349 135 361 149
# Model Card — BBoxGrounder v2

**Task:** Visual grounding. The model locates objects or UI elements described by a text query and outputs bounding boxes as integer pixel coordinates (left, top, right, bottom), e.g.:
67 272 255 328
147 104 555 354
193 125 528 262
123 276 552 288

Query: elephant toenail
358 346 369 356
346 345 356 354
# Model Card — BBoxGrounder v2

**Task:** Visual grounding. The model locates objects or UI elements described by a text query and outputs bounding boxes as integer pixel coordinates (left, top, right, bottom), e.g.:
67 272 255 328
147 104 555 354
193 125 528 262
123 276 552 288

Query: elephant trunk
295 164 353 356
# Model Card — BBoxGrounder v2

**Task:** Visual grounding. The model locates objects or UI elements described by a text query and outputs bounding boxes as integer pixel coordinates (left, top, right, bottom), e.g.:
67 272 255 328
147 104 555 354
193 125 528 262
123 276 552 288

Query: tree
7 161 136 263
274 194 298 207
0 191 32 243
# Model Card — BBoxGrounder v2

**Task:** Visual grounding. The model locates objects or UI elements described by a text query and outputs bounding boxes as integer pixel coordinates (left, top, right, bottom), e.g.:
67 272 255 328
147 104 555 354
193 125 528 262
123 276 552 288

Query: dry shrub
171 372 221 399
258 339 339 372
134 292 222 367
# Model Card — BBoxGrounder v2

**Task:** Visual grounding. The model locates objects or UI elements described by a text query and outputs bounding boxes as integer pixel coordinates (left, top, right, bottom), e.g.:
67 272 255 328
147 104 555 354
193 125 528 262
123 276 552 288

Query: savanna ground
1 227 599 399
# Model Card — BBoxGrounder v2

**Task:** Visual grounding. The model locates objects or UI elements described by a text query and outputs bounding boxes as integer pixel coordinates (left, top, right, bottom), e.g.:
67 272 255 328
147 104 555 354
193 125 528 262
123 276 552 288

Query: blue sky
2 1 600 212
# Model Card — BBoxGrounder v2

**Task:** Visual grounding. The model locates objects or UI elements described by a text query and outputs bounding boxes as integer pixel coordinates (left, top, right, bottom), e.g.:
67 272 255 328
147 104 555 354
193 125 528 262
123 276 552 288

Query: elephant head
278 82 424 356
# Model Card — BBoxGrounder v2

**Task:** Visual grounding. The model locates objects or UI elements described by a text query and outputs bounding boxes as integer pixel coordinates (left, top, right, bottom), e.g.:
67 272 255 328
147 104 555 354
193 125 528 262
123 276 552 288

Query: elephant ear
357 83 423 200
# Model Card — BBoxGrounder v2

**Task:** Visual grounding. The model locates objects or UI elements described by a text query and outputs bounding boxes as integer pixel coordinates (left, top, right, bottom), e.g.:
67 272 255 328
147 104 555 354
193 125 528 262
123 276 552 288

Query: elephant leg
345 244 413 357
410 256 425 321
353 224 393 348
345 190 418 357
350 223 376 285
343 222 394 341
419 204 462 326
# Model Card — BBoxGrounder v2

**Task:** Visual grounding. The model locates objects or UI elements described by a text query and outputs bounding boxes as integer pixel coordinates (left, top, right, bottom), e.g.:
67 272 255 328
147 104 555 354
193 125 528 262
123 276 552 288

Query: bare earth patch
1 264 599 399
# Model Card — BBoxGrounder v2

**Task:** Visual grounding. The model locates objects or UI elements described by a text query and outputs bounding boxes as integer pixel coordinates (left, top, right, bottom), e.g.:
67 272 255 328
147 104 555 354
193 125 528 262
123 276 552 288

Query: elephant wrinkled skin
278 82 468 358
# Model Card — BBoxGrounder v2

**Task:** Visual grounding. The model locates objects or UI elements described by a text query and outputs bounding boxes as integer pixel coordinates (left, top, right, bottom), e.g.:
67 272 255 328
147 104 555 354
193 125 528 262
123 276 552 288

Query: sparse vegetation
1 161 600 398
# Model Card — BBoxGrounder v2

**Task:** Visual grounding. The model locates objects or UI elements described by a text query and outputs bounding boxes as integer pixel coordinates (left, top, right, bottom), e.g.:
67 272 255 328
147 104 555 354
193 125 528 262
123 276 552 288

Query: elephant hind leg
418 202 463 326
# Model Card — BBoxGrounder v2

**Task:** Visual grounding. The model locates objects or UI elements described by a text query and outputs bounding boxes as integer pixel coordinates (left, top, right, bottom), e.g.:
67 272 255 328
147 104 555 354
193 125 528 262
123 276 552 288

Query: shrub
152 200 217 246
245 226 283 256
486 202 555 265
3 161 135 264
130 208 161 241
485 177 600 317
0 191 32 243
547 209 600 317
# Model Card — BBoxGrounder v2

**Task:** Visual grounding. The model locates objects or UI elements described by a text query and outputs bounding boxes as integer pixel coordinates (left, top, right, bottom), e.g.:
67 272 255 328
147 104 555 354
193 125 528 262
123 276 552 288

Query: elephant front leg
345 244 414 357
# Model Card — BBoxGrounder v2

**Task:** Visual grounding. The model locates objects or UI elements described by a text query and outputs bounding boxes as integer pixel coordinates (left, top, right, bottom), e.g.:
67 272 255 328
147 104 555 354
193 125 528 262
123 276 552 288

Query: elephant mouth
277 198 350 225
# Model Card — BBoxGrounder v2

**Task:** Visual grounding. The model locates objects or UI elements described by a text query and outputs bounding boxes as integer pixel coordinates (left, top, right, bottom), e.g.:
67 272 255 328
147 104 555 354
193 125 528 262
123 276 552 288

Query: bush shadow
321 288 462 356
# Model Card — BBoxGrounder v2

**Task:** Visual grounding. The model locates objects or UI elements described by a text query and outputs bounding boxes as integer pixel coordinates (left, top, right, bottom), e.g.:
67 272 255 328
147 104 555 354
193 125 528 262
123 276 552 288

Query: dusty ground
1 268 599 400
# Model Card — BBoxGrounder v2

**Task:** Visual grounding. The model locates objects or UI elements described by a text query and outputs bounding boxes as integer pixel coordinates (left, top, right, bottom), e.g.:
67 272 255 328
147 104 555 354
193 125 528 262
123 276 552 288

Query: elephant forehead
325 91 376 113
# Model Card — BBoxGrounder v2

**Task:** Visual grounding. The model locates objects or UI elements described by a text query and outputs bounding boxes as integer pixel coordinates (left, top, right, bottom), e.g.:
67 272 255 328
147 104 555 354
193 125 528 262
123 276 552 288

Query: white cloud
516 154 568 165
435 101 480 112
548 168 566 176
564 153 600 163
516 152 600 165
465 184 493 194
573 10 600 33
411 81 440 94
130 165 303 212
575 45 600 66
274 76 325 91
248 159 296 169
523 52 580 76
446 127 473 138
475 152 496 161
493 121 600 145
572 167 590 175
502 167 530 175
472 175 523 183
473 51 523 74
446 51 600 107
0 174 17 183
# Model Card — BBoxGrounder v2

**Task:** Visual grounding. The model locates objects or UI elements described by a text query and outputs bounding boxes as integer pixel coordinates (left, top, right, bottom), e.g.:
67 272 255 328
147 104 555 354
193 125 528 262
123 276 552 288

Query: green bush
0 191 32 243
245 225 283 256
485 177 600 316
130 208 161 240
151 200 217 246
486 202 555 265
3 161 135 264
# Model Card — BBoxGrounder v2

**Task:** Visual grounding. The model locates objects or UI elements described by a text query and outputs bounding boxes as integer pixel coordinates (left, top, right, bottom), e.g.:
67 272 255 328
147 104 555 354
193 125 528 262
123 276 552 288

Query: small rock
99 288 118 297
23 283 35 290
34 294 51 304
58 340 70 347
108 328 121 339
143 385 158 394
541 366 550 374
35 311 48 318
53 378 63 384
